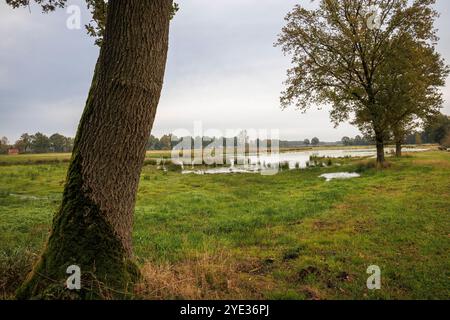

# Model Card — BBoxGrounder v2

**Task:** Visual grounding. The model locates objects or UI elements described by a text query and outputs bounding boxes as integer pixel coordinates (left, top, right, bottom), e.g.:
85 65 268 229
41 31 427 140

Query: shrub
279 161 290 171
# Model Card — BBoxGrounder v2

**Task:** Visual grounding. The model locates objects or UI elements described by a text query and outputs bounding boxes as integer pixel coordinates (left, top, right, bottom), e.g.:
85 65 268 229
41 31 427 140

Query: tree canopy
6 0 178 46
276 0 448 164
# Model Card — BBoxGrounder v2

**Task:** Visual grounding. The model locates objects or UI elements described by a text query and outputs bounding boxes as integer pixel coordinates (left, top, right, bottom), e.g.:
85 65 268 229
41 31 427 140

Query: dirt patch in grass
311 220 345 232
297 266 322 281
235 258 275 276
299 285 322 300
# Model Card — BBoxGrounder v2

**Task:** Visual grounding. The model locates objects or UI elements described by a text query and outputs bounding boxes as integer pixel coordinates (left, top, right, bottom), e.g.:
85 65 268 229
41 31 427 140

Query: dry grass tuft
0 249 36 299
136 251 272 300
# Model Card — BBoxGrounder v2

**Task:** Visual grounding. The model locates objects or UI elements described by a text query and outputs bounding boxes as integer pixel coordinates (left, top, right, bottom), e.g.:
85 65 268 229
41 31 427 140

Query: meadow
0 151 449 300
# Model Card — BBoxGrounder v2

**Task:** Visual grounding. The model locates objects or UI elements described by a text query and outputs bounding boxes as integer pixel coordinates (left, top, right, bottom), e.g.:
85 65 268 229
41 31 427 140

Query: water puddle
182 166 267 175
319 172 361 182
180 147 429 175
8 193 59 200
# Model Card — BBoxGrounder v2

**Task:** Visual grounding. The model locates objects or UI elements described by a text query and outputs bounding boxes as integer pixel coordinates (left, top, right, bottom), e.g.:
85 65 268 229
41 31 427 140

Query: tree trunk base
16 155 140 300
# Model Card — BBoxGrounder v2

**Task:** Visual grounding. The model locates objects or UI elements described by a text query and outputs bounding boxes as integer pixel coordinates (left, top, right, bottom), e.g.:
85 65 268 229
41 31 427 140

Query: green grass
0 151 449 299
0 151 171 166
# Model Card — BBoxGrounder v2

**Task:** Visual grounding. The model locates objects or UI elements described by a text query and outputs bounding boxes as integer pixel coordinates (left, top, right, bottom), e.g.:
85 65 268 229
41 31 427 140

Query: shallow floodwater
181 147 428 175
319 172 361 182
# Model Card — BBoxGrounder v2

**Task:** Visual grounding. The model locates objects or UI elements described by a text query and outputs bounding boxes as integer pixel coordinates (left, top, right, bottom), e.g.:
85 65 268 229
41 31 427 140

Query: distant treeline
1 114 448 155
279 137 322 148
147 134 271 151
341 135 372 146
146 134 323 151
0 133 74 154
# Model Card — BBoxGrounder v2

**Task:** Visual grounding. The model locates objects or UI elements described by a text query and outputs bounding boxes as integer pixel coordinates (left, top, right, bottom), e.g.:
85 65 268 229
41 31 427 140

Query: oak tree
377 34 448 156
8 0 176 299
277 0 443 164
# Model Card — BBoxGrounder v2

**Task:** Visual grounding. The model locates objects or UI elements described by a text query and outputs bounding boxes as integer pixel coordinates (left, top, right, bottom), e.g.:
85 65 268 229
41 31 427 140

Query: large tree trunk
395 141 402 157
375 131 385 167
17 0 172 299
393 127 403 157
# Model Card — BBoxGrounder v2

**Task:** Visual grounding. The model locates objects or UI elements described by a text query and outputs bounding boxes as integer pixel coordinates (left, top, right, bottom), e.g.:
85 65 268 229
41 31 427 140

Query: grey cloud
1 0 449 143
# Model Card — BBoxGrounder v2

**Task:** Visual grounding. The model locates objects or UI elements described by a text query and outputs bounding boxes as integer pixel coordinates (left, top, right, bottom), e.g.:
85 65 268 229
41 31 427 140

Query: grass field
0 150 171 166
0 151 449 299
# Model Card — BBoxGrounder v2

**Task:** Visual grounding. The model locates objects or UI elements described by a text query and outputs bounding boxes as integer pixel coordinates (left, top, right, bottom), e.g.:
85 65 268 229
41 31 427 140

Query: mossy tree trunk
17 0 172 299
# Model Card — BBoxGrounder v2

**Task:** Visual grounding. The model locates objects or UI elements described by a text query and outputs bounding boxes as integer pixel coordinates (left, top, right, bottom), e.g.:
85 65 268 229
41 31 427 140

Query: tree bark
393 127 403 157
375 131 385 167
17 0 172 299
395 141 402 157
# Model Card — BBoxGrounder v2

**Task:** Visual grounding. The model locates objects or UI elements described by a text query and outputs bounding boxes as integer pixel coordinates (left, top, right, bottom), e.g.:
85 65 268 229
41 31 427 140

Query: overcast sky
1 0 449 142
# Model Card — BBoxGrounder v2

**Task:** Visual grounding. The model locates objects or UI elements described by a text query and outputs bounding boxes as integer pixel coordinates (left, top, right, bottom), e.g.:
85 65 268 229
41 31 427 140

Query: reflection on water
181 147 429 175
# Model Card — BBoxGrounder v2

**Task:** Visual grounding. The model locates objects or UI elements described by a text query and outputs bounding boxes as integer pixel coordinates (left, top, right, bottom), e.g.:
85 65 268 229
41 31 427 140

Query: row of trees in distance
2 114 448 155
0 133 74 154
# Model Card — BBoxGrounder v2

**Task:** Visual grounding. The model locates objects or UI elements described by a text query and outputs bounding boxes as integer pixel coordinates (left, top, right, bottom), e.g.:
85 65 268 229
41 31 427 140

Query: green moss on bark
16 153 140 300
